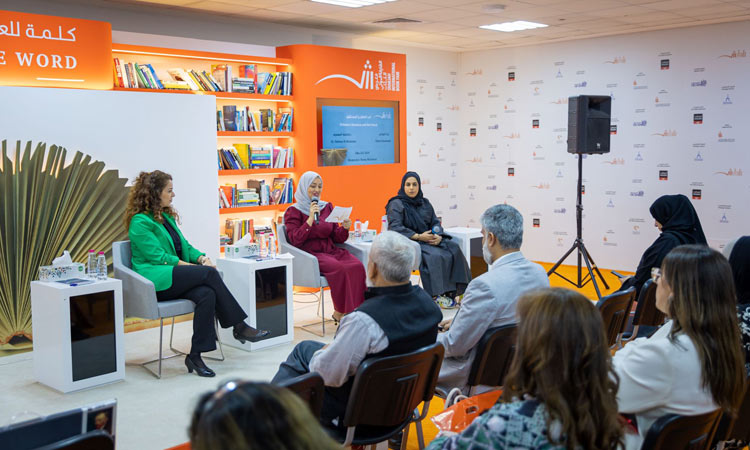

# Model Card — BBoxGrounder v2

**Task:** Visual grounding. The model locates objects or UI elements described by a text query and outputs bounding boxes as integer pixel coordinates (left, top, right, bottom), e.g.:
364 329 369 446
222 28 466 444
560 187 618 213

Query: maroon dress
284 203 366 314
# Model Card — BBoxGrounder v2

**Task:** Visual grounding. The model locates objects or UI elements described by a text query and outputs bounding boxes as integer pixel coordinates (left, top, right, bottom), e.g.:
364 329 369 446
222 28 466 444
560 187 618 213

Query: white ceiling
105 0 750 51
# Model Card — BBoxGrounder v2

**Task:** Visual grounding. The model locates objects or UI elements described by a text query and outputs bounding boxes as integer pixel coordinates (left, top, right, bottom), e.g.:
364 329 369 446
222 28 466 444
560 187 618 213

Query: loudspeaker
567 95 611 154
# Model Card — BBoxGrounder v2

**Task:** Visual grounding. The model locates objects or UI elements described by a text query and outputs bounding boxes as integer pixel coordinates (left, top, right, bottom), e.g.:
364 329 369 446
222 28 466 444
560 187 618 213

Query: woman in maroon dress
284 171 366 322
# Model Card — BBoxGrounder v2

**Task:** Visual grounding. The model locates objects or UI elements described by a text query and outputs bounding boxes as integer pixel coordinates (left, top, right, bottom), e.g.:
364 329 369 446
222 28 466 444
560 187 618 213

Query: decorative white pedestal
445 227 483 269
30 278 124 393
217 254 294 351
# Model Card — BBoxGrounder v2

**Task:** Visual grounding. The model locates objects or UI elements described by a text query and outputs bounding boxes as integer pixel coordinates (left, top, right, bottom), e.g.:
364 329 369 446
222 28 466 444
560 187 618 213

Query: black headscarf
386 171 430 233
649 194 707 245
729 236 750 304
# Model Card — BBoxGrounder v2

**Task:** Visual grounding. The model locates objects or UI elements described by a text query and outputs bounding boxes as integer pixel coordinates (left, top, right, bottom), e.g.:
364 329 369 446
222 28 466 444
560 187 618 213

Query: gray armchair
112 240 224 378
277 224 331 337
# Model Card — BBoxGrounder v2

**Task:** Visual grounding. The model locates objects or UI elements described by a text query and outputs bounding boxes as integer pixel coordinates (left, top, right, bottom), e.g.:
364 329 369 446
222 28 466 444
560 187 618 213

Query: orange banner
0 10 112 89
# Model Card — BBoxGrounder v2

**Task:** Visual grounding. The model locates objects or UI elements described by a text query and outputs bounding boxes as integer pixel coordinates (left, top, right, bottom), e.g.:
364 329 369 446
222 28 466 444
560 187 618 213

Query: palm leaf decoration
0 140 129 349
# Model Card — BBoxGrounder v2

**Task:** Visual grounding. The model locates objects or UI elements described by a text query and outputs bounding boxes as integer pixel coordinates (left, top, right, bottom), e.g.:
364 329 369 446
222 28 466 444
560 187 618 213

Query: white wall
457 21 750 269
0 86 218 259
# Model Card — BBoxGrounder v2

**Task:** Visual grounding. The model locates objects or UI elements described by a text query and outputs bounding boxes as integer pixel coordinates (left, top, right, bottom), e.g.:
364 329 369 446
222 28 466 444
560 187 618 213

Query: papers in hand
325 206 352 223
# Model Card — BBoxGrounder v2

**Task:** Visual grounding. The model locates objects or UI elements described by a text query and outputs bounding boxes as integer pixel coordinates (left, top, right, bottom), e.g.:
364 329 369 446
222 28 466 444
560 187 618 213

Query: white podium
217 254 294 351
30 278 125 393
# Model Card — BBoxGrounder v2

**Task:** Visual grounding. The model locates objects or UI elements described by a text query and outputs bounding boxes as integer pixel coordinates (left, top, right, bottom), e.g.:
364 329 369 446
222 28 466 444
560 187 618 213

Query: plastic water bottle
268 233 277 258
354 219 362 241
87 250 96 278
381 216 388 234
259 234 268 258
96 252 107 280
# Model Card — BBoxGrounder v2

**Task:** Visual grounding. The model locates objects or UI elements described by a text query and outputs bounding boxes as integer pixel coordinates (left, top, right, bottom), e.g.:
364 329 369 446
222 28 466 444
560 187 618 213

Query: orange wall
276 45 407 230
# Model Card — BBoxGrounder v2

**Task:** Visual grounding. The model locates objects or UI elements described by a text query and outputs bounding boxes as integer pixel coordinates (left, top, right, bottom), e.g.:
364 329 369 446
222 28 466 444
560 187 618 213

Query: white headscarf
293 171 328 214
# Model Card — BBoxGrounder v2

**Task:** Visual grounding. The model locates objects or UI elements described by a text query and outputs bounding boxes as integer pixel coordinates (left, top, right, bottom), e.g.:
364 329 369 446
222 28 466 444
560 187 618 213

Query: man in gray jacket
437 204 549 393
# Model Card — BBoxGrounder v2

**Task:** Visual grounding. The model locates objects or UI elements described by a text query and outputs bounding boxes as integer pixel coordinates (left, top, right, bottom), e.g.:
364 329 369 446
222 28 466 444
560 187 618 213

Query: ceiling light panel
480 20 548 32
311 0 397 7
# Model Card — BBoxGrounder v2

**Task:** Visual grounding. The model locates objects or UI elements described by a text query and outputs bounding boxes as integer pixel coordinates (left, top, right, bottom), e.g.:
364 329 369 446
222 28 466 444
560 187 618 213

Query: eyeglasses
651 267 661 283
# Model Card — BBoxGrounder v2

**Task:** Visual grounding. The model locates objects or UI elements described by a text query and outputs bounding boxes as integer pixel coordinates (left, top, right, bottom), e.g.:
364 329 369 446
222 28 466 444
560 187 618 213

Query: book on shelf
224 218 254 244
216 106 293 133
222 105 237 132
270 177 293 205
211 64 231 92
217 146 294 171
218 185 234 208
256 72 292 96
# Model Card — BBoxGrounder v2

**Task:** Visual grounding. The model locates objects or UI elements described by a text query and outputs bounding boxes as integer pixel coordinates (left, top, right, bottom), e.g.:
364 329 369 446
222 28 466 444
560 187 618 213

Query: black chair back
344 342 444 429
37 430 114 450
278 372 325 418
466 324 517 389
641 410 721 450
596 287 636 347
713 376 750 444
633 279 665 327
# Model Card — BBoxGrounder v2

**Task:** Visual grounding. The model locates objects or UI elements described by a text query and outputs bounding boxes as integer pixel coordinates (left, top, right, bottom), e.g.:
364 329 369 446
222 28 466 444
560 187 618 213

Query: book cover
168 69 200 90
210 64 228 91
270 177 287 205
222 105 237 131
232 144 250 168
146 64 165 89
113 58 124 88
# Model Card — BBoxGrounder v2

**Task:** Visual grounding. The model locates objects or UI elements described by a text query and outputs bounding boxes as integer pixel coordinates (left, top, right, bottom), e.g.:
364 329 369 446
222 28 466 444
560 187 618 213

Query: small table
217 254 294 351
444 227 483 269
30 278 125 393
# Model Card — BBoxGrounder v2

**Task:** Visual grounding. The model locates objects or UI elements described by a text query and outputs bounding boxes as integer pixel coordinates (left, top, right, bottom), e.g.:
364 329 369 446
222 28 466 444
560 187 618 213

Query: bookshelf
111 44 297 250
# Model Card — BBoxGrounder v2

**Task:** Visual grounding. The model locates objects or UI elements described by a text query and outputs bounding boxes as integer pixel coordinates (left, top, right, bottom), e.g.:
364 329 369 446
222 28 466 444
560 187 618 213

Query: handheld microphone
312 196 320 225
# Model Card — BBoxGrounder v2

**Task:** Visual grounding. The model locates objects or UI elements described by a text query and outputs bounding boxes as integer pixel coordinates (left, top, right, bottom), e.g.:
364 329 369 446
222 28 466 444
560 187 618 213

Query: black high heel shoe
233 325 270 344
185 354 215 377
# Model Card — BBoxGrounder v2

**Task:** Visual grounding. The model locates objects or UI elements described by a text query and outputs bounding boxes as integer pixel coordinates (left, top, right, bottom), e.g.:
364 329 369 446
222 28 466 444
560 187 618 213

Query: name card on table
0 10 112 89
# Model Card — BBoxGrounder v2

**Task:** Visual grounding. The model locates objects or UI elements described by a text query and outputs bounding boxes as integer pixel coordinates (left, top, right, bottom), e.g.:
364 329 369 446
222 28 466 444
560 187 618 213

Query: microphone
312 196 320 225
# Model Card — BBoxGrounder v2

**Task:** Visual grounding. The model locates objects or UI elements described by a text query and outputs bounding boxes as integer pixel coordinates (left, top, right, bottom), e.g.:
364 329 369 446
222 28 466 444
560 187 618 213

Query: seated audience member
271 231 442 429
437 204 548 393
613 245 745 450
190 381 340 450
725 236 750 374
619 194 706 297
428 288 624 450
125 170 268 377
386 171 471 307
284 171 366 322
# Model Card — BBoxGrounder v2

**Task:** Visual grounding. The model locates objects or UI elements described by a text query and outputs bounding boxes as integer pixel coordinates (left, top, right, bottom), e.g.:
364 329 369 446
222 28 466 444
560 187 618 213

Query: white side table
217 254 294 351
30 278 124 393
444 227 483 269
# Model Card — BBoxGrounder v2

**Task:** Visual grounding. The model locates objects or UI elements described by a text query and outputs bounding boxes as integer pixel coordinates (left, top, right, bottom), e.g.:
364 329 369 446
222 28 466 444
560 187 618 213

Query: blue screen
321 105 395 166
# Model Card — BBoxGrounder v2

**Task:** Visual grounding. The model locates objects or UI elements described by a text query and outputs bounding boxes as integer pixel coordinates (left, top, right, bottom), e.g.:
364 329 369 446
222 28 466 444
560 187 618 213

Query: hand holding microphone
309 197 320 226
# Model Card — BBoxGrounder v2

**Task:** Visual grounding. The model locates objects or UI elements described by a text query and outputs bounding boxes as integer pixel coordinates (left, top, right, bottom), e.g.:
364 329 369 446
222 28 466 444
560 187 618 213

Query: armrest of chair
408 239 422 270
113 265 160 319
283 245 322 288
336 242 368 266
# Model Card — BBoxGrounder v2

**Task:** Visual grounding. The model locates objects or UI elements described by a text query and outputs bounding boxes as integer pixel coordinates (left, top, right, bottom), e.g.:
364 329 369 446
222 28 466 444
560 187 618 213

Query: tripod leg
580 244 602 299
582 245 610 290
547 243 577 276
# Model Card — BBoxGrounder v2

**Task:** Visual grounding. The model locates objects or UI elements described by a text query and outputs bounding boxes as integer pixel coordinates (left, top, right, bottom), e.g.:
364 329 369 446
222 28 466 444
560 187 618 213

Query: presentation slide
321 105 395 166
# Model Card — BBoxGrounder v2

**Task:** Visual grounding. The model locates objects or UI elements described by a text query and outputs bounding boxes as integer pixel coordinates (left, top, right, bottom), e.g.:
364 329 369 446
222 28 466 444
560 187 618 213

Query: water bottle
259 233 268 258
268 233 277 258
354 219 362 241
96 252 107 280
87 250 96 278
381 216 388 234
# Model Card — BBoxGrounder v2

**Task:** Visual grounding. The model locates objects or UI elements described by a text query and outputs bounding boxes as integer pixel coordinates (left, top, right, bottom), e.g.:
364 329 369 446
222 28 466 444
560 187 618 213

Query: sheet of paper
325 206 353 223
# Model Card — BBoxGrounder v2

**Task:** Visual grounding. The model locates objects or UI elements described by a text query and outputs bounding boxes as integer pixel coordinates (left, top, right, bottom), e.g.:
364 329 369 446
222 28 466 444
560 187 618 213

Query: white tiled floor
0 276 455 450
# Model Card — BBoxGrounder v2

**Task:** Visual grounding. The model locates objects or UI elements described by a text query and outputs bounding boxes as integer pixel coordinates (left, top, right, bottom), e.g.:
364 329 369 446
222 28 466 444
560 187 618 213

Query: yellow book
264 73 277 95
232 144 250 168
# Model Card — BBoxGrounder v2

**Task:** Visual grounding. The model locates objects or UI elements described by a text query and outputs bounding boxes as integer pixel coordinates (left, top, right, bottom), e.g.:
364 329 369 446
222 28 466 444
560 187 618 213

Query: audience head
398 171 422 200
727 236 750 304
367 231 415 286
649 194 706 244
480 204 523 264
124 170 178 227
658 244 745 414
503 287 623 450
190 380 340 450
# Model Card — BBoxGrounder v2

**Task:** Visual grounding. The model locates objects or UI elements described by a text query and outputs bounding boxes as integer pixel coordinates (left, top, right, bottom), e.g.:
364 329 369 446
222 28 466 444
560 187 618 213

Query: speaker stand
547 154 610 299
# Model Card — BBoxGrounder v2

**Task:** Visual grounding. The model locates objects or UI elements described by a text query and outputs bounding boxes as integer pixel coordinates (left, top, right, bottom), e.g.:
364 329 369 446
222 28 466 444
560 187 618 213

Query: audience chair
712 376 750 446
596 286 636 348
465 324 517 396
328 342 444 450
640 409 722 450
112 241 224 379
278 372 325 418
619 279 665 346
276 223 332 337
37 430 114 450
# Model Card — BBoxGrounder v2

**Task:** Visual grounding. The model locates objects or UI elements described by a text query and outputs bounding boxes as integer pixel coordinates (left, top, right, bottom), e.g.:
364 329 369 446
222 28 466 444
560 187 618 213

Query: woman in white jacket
612 244 745 450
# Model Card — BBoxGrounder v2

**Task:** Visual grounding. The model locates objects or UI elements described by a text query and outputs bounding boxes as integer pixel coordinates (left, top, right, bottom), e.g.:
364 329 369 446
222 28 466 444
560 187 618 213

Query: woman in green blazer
125 170 268 377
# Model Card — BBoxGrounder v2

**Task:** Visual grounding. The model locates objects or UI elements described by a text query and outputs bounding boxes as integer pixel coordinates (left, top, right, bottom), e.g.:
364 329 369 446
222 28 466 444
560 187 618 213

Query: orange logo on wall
0 10 112 89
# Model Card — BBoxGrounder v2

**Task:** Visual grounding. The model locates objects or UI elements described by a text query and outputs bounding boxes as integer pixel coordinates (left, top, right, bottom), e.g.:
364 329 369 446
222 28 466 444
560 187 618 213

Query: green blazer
128 212 205 291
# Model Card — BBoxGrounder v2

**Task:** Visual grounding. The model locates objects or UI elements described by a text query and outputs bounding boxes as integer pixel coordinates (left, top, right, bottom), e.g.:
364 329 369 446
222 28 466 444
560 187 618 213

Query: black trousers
156 265 247 353
271 340 350 428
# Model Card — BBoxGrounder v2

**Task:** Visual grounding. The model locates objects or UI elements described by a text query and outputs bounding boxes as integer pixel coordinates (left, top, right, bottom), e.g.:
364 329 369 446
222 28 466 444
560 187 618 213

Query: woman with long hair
190 381 340 450
428 288 623 450
726 236 750 374
386 171 471 308
283 171 366 321
613 244 746 449
620 194 707 297
124 170 268 377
